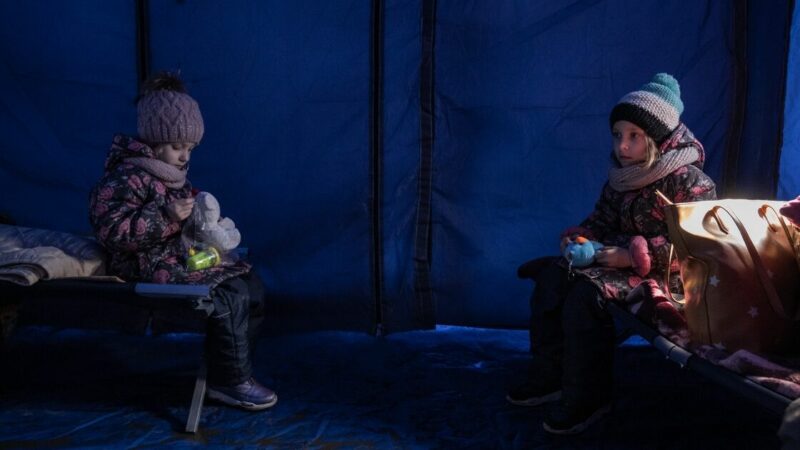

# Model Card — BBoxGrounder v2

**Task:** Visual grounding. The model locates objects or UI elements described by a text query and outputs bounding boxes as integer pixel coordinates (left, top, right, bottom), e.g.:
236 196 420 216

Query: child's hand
165 198 195 222
595 246 632 268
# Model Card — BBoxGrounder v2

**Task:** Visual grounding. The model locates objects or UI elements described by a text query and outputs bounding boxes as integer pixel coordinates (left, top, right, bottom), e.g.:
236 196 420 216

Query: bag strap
759 204 800 273
663 243 684 305
759 204 793 235
656 190 685 306
655 190 674 206
712 205 800 320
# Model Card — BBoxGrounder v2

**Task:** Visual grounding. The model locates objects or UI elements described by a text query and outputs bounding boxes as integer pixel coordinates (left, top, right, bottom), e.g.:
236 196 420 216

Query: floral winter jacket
564 127 717 302
89 134 250 287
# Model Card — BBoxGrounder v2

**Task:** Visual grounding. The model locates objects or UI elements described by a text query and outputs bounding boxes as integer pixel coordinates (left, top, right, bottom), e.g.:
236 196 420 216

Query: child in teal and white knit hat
606 73 704 191
609 72 683 146
508 72 717 436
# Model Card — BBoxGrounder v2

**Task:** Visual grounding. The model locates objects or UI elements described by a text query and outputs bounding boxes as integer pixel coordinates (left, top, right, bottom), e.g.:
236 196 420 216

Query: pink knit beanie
137 72 204 144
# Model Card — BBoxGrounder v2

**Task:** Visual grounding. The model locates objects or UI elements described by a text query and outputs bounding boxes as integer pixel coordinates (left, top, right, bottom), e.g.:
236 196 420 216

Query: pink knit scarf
124 157 187 189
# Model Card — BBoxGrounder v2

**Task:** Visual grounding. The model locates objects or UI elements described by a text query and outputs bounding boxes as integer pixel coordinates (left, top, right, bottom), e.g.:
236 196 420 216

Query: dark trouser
529 261 615 404
206 271 266 386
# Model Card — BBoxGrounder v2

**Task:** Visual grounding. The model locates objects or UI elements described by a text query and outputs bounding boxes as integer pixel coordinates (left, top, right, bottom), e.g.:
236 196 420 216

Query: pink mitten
629 236 651 277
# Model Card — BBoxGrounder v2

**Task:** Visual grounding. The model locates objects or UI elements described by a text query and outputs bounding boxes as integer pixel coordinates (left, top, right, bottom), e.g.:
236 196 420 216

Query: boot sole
542 403 611 435
207 389 278 411
505 390 562 407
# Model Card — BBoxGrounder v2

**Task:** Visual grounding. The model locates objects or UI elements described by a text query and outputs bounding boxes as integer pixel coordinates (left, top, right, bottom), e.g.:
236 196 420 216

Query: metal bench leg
185 363 207 433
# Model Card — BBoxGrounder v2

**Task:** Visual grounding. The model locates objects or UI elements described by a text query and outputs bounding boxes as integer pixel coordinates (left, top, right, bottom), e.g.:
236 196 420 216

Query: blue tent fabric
430 0 735 327
147 1 377 333
3 3 800 447
780 1 800 201
0 1 137 231
381 0 433 333
0 1 796 331
728 0 795 199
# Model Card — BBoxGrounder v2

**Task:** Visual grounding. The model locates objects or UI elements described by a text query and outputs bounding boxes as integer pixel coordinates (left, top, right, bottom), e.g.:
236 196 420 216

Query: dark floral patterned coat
564 128 717 302
89 134 250 287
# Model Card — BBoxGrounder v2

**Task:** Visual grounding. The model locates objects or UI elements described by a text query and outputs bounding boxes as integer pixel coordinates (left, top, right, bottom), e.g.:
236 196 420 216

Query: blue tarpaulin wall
781 2 800 200
0 1 797 333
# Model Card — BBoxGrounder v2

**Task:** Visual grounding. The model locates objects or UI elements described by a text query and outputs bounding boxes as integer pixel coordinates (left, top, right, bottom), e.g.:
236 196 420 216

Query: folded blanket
695 346 800 399
0 224 107 285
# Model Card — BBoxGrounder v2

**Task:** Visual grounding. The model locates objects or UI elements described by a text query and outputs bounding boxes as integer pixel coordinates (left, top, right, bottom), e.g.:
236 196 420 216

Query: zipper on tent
370 0 385 336
412 0 437 330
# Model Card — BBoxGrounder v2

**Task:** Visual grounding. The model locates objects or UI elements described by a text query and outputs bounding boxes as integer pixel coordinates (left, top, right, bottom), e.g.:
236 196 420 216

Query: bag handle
663 243 684 305
759 204 800 259
655 190 674 207
655 190 686 305
758 204 797 237
711 205 800 320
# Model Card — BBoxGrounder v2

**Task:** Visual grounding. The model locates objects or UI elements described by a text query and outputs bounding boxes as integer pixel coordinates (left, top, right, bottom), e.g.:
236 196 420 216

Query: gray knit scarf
608 146 699 192
124 157 187 189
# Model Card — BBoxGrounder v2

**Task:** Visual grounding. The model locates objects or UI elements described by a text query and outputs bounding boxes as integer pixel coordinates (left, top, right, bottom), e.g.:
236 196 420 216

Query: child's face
611 120 648 167
153 142 196 170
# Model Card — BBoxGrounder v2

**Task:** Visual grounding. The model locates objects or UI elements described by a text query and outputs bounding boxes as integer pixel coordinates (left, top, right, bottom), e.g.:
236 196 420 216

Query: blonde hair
642 136 660 169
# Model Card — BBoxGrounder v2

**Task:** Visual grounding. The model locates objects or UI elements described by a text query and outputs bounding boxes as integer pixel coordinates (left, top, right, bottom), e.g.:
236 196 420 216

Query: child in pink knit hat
89 71 277 411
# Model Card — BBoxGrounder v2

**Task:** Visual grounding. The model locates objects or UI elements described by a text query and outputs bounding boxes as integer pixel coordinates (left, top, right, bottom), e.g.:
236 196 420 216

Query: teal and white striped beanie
609 73 684 145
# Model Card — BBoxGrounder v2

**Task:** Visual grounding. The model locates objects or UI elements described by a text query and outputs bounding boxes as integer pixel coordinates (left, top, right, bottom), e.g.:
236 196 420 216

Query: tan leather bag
662 197 800 355
788 220 800 274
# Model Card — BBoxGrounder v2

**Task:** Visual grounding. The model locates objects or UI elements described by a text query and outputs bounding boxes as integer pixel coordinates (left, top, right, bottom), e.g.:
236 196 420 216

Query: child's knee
562 281 609 328
243 272 267 309
535 260 567 286
212 277 251 314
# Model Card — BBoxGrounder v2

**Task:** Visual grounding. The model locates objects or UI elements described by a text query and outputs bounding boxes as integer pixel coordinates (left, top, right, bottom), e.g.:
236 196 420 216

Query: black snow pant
529 260 616 404
206 271 266 386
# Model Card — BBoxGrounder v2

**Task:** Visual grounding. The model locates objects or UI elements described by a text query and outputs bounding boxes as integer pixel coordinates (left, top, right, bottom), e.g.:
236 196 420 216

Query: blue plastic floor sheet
0 326 780 448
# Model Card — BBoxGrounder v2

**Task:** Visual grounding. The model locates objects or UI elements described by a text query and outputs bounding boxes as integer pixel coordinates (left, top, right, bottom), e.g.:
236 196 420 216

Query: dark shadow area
0 326 781 449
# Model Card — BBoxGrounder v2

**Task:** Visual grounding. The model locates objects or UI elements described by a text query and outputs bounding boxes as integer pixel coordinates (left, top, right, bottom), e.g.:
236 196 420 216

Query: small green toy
187 246 221 271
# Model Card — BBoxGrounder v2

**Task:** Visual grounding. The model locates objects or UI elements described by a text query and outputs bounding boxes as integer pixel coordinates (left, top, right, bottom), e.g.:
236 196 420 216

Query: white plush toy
186 191 241 251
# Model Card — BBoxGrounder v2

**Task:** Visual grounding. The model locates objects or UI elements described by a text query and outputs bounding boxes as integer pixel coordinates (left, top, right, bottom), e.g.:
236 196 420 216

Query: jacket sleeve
568 182 619 242
90 170 182 253
628 167 717 277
